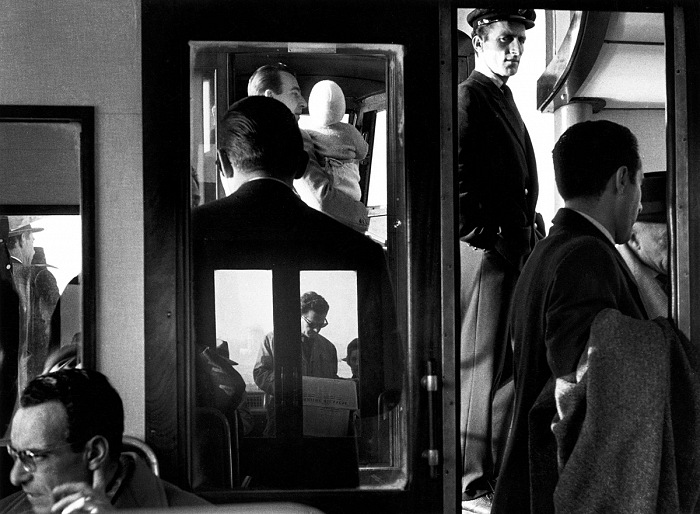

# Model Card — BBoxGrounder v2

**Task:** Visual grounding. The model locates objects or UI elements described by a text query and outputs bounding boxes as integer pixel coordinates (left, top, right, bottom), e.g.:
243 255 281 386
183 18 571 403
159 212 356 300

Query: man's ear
217 149 234 179
472 35 483 53
84 436 110 471
614 165 630 193
628 226 642 251
263 89 275 98
295 150 309 179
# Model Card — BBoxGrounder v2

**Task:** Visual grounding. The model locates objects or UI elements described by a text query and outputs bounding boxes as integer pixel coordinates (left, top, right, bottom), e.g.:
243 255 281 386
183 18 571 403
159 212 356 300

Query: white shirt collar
570 208 616 245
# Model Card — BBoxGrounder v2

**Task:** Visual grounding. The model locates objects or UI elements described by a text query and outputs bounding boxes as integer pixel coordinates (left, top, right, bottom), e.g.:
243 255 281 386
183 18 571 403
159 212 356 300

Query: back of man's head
21 369 124 461
553 120 641 201
218 96 304 181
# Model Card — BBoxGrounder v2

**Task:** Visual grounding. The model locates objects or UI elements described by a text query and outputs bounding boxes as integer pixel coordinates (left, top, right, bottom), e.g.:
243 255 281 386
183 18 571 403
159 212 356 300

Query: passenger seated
302 80 370 233
0 369 209 513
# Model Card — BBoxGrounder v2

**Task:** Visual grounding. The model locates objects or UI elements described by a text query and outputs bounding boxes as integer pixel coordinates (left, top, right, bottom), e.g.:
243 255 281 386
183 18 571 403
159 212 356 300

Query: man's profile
493 120 648 513
0 369 208 513
457 8 541 509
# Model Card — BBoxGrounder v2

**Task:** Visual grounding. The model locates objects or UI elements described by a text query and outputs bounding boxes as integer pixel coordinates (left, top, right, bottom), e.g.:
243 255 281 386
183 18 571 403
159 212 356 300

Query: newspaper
303 376 358 437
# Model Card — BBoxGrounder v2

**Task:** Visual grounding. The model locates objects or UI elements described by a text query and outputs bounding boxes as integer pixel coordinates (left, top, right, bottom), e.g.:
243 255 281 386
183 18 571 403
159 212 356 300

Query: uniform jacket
191 178 401 418
492 208 648 514
0 454 208 512
457 70 540 270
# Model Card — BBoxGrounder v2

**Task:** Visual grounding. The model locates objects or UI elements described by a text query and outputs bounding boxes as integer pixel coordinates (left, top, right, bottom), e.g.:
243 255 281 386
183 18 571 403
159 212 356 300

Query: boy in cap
457 7 541 512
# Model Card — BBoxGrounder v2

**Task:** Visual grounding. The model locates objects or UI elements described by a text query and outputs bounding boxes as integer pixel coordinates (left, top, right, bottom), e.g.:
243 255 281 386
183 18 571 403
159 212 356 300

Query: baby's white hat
308 80 346 126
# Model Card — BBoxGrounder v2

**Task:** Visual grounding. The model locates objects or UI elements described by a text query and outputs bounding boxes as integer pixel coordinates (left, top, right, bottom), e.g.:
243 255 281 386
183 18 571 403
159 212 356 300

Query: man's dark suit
492 208 648 514
191 178 400 487
457 70 541 499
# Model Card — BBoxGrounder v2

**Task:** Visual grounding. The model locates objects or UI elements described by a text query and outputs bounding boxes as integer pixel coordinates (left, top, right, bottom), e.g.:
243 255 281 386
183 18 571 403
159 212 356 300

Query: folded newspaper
303 376 358 437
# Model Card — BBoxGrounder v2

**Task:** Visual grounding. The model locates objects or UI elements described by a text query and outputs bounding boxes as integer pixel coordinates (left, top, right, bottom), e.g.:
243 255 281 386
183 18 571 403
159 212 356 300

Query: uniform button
5 264 10 270
525 188 529 196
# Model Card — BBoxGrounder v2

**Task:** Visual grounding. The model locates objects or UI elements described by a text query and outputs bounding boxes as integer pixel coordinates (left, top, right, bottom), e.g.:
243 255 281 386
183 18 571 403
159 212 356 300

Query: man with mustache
457 8 541 513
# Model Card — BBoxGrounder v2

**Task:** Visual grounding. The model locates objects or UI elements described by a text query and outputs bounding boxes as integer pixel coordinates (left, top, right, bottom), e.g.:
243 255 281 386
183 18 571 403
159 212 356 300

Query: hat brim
8 227 44 237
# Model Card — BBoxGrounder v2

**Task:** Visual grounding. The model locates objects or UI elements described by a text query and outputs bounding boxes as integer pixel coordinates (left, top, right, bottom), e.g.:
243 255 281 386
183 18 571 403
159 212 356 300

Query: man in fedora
6 218 49 393
457 8 542 511
618 171 669 318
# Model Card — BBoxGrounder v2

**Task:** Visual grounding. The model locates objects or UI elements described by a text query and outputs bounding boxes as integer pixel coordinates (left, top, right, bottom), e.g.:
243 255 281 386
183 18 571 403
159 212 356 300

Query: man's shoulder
0 491 31 513
458 71 493 95
160 478 211 508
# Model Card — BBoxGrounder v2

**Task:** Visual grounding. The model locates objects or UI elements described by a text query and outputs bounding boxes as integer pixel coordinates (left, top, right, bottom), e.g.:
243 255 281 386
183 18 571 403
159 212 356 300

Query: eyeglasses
302 315 328 332
6 442 74 473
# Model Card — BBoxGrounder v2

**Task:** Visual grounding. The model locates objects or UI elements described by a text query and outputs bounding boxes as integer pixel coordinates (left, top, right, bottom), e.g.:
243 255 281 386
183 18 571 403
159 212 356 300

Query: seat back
122 435 160 477
192 407 238 489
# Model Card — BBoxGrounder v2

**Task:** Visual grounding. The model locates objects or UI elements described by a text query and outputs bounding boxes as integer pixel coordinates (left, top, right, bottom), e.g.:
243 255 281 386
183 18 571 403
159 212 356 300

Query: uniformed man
457 8 542 512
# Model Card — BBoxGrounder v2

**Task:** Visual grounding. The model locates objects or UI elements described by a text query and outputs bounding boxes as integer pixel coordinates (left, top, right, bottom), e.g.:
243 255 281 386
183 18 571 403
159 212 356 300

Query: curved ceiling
574 12 665 108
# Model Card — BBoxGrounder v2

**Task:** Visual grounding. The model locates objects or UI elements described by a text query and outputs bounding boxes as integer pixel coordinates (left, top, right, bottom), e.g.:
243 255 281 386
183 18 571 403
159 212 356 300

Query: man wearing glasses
0 369 208 514
254 291 339 437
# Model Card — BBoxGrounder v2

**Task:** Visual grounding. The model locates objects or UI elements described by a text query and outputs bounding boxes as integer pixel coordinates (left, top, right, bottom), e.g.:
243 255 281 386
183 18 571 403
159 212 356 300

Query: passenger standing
253 291 339 436
492 120 648 513
457 8 542 511
247 64 370 232
6 219 46 395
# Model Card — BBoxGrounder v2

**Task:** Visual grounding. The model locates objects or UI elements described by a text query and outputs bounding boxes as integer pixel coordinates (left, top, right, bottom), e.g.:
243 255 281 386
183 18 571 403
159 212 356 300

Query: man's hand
50 467 113 513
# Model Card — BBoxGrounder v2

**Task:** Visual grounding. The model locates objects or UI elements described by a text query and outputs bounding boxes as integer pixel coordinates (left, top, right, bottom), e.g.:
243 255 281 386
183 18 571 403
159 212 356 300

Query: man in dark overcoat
191 96 400 488
457 7 543 509
492 120 649 513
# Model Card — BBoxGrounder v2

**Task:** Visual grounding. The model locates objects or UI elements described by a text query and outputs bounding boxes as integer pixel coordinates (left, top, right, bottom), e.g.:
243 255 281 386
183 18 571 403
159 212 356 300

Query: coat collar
553 208 649 318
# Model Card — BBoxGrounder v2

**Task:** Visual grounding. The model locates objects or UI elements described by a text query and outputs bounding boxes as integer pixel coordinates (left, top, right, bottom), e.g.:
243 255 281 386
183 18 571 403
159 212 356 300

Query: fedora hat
637 171 666 224
8 216 44 237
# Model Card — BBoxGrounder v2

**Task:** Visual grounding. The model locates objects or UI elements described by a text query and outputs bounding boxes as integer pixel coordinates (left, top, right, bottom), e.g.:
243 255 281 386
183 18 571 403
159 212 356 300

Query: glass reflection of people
343 338 359 379
247 63 370 232
457 8 543 509
617 171 669 319
6 218 59 395
191 96 401 482
253 291 339 437
0 216 20 437
304 80 370 232
29 247 60 360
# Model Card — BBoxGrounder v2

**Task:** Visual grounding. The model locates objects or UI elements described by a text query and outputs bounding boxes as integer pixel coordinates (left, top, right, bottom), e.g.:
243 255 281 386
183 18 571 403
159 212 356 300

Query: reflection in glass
190 41 407 492
4 215 82 394
0 114 86 434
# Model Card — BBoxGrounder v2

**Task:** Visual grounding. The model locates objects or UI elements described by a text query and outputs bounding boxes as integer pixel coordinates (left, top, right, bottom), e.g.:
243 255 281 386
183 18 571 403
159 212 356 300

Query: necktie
502 84 525 133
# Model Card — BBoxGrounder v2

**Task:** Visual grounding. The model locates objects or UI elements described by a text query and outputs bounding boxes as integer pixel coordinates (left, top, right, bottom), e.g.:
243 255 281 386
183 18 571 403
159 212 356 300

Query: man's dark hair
553 120 641 200
20 369 124 460
247 63 294 97
218 96 303 179
300 291 330 317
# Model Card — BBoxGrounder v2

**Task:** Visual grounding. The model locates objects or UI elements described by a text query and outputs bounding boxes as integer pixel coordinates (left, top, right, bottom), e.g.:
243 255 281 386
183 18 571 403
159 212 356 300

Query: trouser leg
460 244 516 500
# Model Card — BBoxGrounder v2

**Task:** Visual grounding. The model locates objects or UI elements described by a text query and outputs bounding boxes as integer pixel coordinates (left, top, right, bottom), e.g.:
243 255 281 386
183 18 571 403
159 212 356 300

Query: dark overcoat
191 178 401 418
492 208 648 514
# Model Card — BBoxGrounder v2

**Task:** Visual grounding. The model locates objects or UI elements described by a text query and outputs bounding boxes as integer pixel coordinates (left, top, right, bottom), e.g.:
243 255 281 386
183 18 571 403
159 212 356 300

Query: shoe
461 493 493 514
